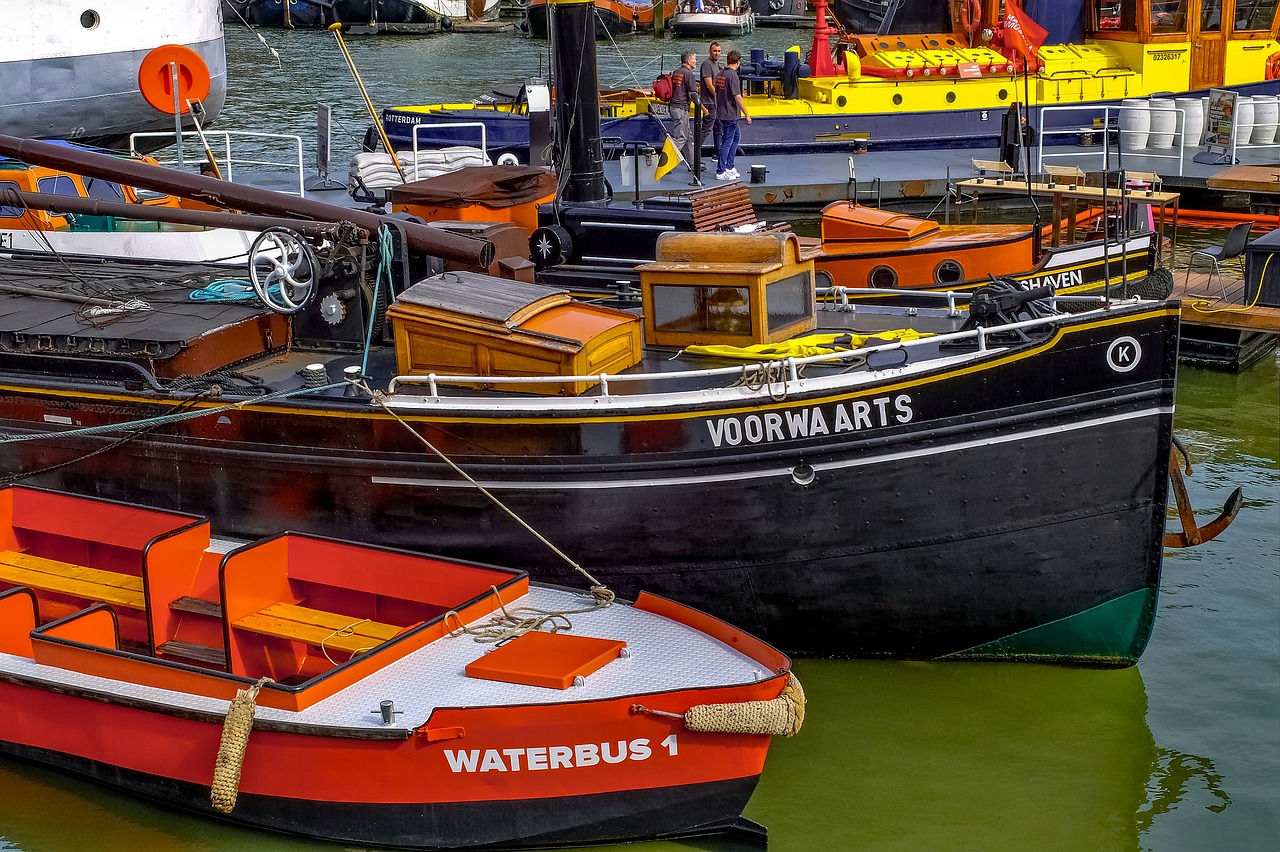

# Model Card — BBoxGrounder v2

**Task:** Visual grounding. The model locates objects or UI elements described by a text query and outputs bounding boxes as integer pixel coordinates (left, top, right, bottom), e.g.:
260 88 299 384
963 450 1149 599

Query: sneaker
728 168 740 179
715 170 733 181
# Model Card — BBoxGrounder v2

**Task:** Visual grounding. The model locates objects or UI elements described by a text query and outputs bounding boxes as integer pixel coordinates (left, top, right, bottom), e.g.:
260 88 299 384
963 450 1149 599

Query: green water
2 23 1277 852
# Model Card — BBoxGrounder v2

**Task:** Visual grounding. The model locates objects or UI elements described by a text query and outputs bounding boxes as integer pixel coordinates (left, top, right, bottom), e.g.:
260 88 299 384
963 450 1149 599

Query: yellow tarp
684 329 931 360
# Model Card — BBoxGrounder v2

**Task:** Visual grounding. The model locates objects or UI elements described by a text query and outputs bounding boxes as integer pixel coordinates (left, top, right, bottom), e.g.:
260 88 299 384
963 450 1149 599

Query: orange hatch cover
464 631 627 689
820 202 940 243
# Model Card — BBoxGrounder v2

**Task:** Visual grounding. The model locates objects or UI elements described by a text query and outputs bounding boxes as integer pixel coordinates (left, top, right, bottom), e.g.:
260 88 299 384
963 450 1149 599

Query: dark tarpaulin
387 166 557 209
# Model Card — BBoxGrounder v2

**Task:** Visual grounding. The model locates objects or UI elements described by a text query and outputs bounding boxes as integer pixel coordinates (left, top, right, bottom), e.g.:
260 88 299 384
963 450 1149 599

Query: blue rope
0 381 347 444
189 279 282 304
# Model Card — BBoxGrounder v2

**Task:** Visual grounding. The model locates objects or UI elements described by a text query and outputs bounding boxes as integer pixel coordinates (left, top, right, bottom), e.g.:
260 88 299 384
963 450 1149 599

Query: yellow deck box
388 273 641 395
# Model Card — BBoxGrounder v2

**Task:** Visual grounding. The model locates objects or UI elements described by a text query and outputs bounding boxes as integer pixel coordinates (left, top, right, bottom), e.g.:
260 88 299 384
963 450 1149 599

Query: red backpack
652 72 674 103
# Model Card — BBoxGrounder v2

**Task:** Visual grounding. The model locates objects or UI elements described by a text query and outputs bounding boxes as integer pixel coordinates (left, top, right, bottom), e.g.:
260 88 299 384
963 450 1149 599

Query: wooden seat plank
234 602 400 654
0 550 144 609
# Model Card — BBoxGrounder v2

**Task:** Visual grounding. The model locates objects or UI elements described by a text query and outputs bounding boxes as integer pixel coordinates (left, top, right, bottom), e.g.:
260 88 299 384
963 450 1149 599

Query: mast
548 0 608 204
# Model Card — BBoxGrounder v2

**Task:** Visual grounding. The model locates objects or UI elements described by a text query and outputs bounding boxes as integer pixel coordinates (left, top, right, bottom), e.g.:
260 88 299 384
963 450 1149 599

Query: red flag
1003 0 1048 60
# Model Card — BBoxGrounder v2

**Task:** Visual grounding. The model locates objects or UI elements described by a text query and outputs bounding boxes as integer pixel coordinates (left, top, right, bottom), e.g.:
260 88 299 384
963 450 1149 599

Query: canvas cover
387 165 557 209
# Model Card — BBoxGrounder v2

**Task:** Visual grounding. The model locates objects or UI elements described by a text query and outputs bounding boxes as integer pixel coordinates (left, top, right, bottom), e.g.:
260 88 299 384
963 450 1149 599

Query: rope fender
682 673 806 738
210 677 271 814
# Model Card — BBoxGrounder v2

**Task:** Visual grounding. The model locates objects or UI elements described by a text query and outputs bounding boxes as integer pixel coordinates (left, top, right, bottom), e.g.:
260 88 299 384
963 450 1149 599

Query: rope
210 676 272 814
357 380 614 605
732 360 792 401
189 279 281 305
360 226 396 376
443 585 612 645
678 673 807 738
320 618 375 665
0 381 345 445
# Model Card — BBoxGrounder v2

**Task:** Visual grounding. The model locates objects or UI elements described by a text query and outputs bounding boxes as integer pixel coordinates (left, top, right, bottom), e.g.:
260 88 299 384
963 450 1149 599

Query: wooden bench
0 550 144 610
233 602 403 655
685 184 760 232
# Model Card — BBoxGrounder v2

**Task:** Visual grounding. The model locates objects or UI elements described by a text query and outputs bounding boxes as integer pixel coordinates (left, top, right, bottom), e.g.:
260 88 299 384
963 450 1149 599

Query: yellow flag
654 135 683 181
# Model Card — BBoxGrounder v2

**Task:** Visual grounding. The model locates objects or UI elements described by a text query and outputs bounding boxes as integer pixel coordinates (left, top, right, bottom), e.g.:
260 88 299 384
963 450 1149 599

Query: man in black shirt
670 51 702 171
714 50 751 180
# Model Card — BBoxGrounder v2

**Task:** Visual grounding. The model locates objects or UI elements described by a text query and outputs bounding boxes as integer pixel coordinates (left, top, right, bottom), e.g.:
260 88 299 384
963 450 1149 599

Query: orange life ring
1266 51 1280 81
138 44 211 115
960 0 982 35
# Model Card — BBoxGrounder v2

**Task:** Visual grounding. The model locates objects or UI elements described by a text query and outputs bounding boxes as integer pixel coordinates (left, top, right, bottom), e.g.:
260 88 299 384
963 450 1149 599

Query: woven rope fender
684 673 806 737
210 678 270 813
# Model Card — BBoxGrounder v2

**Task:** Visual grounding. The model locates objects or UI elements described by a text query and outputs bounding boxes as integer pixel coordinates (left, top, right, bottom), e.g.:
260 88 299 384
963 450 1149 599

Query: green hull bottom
942 587 1159 667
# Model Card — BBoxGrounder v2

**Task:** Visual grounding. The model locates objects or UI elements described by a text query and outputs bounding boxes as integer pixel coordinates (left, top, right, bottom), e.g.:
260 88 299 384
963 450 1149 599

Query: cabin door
1189 0 1230 90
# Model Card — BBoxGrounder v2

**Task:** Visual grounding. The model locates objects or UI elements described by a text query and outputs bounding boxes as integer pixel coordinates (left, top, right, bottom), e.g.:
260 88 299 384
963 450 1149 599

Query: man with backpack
669 52 701 172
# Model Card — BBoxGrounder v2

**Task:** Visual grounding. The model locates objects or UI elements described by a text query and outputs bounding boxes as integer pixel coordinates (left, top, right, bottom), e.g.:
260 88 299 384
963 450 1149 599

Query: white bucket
1119 98 1150 151
1175 97 1204 148
1251 94 1278 144
1235 96 1255 146
1147 99 1176 148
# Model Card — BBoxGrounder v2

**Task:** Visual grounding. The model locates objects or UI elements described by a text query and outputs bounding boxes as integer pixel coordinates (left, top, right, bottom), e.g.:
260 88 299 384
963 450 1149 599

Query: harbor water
2 23 1278 852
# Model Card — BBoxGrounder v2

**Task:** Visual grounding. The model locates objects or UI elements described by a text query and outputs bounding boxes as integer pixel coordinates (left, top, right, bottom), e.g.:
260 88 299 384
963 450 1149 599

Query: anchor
1164 435 1244 548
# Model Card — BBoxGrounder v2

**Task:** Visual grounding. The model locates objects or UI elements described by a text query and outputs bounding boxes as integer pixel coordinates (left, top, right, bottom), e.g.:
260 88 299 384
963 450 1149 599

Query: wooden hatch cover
464 630 626 689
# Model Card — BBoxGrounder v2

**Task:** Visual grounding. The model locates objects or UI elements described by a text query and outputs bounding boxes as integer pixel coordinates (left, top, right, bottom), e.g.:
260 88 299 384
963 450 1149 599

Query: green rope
0 381 347 444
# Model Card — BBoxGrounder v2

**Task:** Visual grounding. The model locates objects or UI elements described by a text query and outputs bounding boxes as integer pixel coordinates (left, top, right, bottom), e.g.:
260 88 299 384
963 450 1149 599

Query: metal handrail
129 130 306 196
386 299 1130 403
408 121 490 178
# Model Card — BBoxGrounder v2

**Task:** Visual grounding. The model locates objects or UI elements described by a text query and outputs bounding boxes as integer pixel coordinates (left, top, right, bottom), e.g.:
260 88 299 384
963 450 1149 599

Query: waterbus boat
383 0 1280 158
0 485 798 847
0 0 227 151
524 0 679 38
671 0 757 37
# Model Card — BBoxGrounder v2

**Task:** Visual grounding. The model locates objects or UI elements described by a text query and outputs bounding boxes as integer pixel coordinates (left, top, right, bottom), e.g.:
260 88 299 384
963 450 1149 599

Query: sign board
316 104 333 178
1198 88 1238 162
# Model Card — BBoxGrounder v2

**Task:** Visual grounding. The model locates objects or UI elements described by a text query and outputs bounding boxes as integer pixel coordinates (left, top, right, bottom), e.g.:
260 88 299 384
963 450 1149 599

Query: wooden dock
1172 270 1280 332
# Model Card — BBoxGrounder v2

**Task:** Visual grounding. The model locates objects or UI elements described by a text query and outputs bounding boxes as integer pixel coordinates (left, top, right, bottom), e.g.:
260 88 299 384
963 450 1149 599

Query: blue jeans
717 119 740 174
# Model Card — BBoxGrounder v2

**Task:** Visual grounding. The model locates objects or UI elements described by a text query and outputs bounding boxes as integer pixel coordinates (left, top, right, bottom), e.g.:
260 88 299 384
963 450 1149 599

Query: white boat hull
671 11 755 37
0 1 227 146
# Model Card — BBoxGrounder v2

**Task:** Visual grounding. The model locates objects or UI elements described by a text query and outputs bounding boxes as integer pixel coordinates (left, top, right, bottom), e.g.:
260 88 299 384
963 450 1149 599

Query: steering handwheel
248 227 320 314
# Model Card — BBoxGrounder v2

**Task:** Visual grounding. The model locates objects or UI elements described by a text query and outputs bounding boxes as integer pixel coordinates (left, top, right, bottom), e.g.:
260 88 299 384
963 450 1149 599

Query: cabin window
1094 0 1136 31
1151 0 1189 32
651 284 753 335
934 259 965 285
1235 0 1277 30
83 177 126 203
766 272 814 334
0 181 23 218
35 176 81 197
1200 0 1223 31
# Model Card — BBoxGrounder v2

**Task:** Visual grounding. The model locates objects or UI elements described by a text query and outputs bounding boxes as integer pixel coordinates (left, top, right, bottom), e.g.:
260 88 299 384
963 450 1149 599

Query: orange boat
815 200 1169 300
0 486 800 848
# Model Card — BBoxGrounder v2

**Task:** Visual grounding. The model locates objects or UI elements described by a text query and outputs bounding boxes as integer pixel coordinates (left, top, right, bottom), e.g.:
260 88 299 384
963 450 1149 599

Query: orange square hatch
464 631 626 689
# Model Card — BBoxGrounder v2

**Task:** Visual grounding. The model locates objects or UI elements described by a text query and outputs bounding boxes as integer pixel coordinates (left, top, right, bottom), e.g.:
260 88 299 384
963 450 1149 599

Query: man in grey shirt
699 41 722 161
670 51 702 171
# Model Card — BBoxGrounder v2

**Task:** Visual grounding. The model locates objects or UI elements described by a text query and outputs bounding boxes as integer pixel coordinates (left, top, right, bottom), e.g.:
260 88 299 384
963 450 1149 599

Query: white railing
386 296 1124 404
1036 104 1186 176
409 121 491 177
129 130 306 196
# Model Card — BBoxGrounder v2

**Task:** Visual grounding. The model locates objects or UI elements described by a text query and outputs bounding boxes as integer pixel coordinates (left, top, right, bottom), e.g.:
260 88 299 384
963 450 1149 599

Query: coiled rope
357 380 615 608
635 673 806 738
443 584 612 645
210 676 272 814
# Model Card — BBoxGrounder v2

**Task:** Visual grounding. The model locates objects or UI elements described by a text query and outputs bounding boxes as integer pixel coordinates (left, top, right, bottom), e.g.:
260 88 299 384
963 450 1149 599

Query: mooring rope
356 381 615 607
210 676 273 814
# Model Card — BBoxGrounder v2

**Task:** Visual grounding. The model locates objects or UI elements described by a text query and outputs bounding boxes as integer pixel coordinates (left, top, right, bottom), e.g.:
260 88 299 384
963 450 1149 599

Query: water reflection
745 659 1230 852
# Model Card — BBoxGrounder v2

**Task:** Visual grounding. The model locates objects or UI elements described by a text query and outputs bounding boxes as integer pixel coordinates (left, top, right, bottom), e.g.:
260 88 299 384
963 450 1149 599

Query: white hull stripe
371 405 1171 491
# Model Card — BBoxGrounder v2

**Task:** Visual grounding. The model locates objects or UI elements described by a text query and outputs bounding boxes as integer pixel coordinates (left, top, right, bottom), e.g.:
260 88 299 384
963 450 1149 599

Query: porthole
80 9 100 28
928 39 939 47
869 265 898 288
892 93 903 106
895 40 907 49
998 88 1009 101
934 259 965 285
946 91 957 103
837 95 847 107
791 463 816 486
